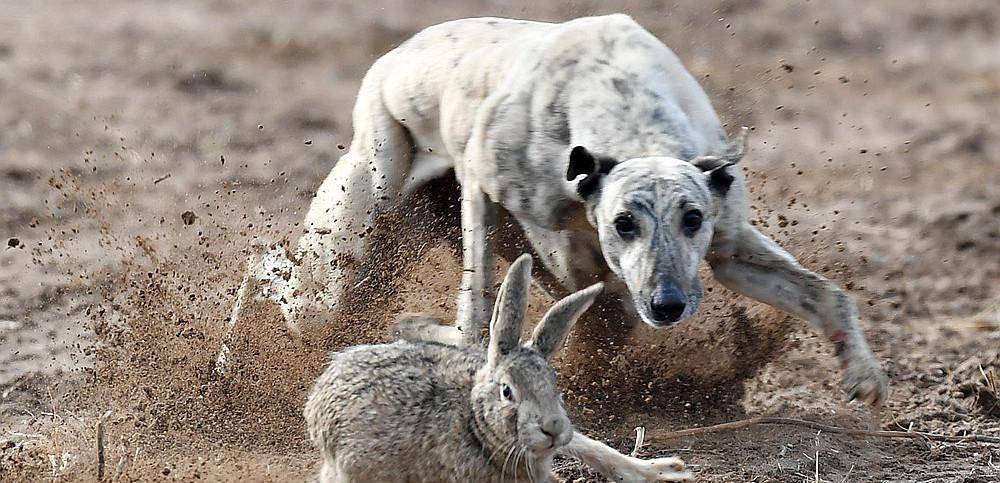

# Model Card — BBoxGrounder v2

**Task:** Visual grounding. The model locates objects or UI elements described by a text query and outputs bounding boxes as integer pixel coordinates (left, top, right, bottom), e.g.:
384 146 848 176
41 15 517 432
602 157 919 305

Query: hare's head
471 254 602 460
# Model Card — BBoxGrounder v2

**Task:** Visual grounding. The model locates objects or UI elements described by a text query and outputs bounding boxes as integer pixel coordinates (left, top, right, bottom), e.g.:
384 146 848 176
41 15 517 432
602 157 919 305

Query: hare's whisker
501 439 519 481
525 447 537 483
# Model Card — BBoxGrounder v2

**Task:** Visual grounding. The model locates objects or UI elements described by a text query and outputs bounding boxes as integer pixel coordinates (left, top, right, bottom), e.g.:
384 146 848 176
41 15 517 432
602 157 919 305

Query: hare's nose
539 416 566 445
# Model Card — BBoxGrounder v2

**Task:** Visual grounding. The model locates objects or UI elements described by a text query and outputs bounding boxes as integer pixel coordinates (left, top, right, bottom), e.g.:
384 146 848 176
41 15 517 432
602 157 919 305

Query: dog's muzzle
649 283 687 324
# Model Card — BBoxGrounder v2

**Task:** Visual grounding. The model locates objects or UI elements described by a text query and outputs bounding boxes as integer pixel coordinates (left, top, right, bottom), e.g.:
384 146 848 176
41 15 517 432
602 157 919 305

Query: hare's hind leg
318 457 382 483
394 313 463 345
317 457 346 483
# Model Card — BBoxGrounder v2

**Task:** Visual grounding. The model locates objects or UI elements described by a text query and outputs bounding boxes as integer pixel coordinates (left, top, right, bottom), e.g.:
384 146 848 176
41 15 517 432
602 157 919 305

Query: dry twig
96 410 112 481
648 417 1000 444
631 426 646 457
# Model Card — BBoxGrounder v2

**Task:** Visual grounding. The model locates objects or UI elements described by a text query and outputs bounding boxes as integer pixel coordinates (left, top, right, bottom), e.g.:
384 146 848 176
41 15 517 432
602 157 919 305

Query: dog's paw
843 355 889 406
619 456 693 482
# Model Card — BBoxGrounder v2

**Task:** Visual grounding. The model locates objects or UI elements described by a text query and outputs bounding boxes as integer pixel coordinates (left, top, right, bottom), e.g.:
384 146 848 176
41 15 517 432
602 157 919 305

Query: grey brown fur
305 255 691 482
225 14 887 407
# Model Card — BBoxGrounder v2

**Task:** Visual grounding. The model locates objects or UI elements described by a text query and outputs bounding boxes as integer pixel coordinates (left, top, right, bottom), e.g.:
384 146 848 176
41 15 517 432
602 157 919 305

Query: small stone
6 237 19 248
948 398 968 414
181 211 197 225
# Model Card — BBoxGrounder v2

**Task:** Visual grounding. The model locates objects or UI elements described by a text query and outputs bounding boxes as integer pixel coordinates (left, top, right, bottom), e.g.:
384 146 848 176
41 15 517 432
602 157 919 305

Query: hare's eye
501 384 515 402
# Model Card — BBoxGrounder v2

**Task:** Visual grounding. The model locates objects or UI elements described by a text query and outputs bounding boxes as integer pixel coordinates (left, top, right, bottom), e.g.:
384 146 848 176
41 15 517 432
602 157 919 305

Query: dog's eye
682 210 703 233
501 384 515 402
614 213 638 238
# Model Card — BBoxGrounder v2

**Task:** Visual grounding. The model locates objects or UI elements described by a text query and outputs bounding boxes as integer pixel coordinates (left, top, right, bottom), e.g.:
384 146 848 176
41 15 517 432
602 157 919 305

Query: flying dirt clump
180 210 198 226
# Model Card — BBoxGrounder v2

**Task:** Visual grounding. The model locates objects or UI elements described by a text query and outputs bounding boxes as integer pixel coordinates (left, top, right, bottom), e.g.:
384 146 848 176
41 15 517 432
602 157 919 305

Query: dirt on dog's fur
2 1 999 481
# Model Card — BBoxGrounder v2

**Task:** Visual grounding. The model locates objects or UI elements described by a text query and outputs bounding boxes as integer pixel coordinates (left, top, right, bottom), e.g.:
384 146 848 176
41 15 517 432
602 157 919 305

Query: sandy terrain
1 0 999 481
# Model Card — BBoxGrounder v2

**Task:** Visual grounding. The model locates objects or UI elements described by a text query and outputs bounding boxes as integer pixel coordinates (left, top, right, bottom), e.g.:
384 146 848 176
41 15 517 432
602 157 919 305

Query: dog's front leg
708 224 889 406
455 179 498 345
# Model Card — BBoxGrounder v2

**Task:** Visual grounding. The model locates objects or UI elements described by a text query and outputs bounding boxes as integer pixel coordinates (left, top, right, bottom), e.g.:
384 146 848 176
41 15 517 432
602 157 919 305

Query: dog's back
363 15 726 223
374 15 721 154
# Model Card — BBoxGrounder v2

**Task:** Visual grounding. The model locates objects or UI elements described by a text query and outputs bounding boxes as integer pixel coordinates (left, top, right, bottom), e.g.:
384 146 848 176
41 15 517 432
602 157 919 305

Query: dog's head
564 130 747 328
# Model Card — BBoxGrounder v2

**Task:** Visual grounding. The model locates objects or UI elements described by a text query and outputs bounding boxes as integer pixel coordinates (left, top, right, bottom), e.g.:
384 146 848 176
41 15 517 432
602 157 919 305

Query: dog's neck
553 202 596 231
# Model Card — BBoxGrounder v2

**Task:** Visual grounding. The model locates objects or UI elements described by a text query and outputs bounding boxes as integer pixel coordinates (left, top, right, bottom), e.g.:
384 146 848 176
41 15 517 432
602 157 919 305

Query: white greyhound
217 14 888 408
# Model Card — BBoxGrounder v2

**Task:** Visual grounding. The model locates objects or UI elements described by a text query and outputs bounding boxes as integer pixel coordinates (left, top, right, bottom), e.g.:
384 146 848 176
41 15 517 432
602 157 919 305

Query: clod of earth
181 211 198 225
975 368 1000 418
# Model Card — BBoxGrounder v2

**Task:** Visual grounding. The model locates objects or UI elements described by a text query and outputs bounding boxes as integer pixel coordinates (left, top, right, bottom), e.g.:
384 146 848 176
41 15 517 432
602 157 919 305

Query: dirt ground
2 0 999 481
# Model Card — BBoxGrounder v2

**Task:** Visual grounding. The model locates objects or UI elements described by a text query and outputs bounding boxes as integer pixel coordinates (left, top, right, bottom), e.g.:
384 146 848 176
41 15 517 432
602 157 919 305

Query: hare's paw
619 456 692 482
647 456 692 482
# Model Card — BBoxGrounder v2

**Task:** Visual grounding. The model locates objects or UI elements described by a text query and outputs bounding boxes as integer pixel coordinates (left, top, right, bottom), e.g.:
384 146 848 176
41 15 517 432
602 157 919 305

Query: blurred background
1 1 998 480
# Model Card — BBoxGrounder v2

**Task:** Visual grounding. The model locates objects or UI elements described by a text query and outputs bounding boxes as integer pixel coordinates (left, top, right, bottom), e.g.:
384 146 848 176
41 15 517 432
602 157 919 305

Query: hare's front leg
455 179 498 345
562 432 692 482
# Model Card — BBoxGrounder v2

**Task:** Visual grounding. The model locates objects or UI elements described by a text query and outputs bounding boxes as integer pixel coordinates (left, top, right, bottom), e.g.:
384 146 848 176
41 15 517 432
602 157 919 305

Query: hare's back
305 342 486 479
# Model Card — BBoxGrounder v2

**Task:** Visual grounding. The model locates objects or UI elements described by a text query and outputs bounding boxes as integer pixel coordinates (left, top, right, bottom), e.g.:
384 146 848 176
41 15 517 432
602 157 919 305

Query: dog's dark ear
691 127 749 196
693 159 736 196
566 146 617 201
567 146 596 181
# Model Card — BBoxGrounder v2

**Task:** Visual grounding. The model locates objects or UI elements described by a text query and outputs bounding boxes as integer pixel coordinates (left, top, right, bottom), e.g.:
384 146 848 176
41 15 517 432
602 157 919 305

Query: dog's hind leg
708 224 889 406
214 242 303 375
217 73 416 370
293 78 416 326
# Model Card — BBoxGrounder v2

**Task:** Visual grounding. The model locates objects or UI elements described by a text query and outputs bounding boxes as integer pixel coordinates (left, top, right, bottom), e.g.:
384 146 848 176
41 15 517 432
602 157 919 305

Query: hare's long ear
487 254 533 368
529 283 603 359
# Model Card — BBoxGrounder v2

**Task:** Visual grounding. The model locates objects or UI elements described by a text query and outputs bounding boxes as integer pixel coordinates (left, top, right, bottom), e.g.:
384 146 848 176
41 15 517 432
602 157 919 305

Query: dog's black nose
650 286 686 323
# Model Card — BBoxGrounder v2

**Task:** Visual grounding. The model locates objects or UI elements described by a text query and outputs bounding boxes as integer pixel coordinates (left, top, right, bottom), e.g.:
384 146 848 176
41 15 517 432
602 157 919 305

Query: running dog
219 14 888 406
